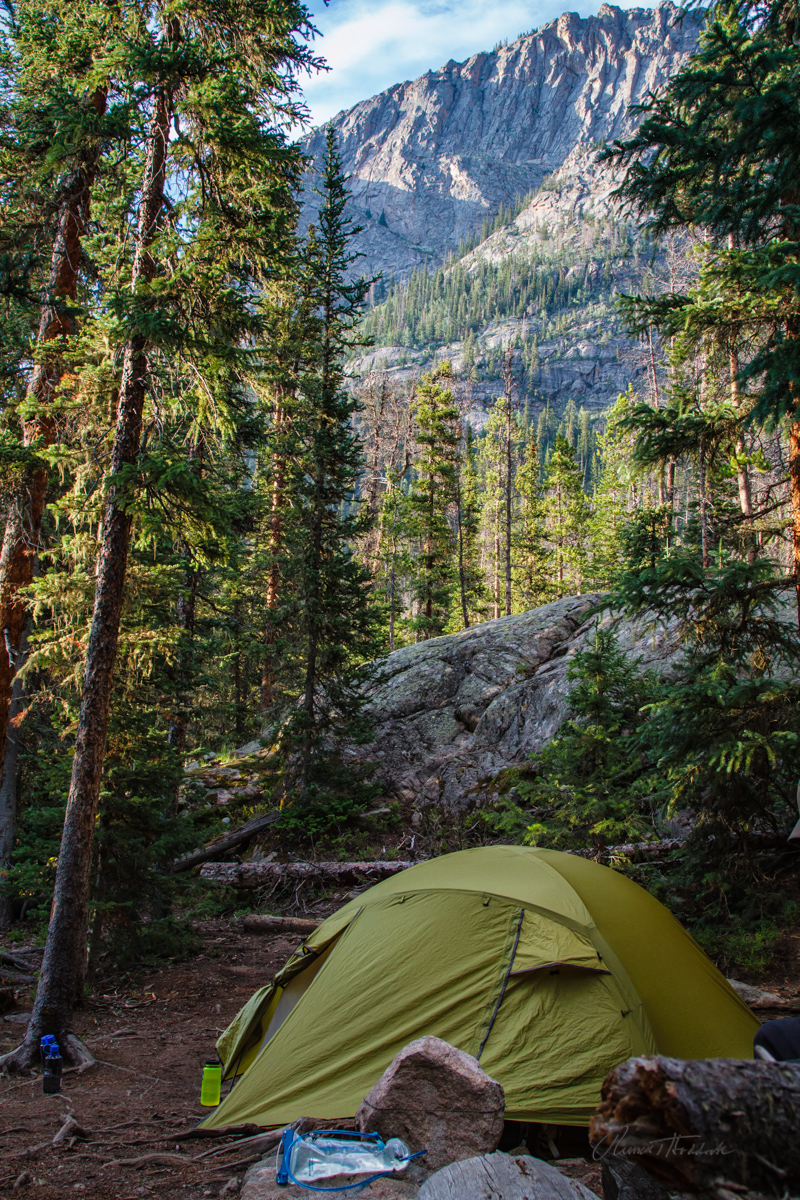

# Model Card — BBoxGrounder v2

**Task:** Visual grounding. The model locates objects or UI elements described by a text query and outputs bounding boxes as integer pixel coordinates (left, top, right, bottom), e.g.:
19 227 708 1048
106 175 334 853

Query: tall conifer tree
1 0 316 1072
402 364 460 639
544 436 590 597
275 128 379 801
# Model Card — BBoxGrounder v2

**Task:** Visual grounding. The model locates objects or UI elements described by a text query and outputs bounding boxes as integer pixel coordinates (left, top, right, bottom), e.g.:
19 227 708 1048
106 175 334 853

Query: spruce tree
274 128 380 808
606 0 800 620
453 424 489 628
402 364 460 639
1 0 316 1073
543 436 589 597
0 0 119 926
513 433 550 609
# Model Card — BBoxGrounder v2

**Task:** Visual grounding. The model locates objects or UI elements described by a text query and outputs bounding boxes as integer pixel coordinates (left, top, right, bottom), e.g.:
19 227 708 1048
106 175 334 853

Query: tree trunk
728 318 755 564
455 473 469 630
600 1158 686 1200
0 44 178 1073
388 557 396 652
590 1054 800 1195
505 408 513 617
789 421 800 631
171 809 282 873
260 403 285 710
0 619 30 929
493 513 501 620
0 87 106 780
698 440 710 569
167 442 201 768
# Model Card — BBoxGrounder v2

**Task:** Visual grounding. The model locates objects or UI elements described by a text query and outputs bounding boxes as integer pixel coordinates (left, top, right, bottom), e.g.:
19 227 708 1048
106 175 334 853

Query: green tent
203 846 758 1129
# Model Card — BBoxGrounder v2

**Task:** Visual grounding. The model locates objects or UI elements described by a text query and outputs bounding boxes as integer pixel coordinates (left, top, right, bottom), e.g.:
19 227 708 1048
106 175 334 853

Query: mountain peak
302 2 702 280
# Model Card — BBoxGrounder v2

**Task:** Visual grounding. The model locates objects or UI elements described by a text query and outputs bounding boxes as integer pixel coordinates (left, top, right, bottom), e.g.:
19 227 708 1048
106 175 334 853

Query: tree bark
789 421 800 632
455 469 470 630
0 87 106 779
698 439 710 569
0 620 31 929
0 40 179 1073
167 441 201 768
504 405 513 617
727 304 755 564
260 403 285 710
590 1055 800 1195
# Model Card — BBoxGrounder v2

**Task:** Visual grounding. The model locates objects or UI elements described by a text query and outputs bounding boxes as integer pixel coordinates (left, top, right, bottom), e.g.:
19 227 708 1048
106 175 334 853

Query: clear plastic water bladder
276 1128 422 1192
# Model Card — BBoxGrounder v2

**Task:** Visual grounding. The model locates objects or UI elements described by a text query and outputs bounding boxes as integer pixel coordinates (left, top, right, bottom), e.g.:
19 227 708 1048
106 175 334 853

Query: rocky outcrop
302 4 702 281
356 1037 505 1171
347 595 678 810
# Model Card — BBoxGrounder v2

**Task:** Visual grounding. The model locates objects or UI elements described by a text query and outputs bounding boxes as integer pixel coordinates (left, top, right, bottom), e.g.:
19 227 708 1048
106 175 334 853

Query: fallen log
239 915 322 936
578 834 800 865
590 1055 800 1195
599 1157 690 1200
199 860 415 887
576 840 685 862
0 952 40 973
172 810 281 873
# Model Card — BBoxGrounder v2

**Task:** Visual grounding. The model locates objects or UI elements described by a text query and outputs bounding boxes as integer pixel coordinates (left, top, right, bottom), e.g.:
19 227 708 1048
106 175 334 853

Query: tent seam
477 908 524 1061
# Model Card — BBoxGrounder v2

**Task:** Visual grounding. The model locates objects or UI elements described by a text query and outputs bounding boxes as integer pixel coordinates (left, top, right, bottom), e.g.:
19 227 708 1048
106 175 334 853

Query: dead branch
52 1116 88 1146
172 811 282 873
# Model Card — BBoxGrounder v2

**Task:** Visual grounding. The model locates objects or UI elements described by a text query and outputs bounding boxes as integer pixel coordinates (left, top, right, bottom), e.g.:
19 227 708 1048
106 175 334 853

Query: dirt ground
0 914 694 1200
0 922 296 1200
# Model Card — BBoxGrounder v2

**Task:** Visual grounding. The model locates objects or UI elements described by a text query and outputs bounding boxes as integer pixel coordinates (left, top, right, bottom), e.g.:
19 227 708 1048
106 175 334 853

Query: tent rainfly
202 846 758 1129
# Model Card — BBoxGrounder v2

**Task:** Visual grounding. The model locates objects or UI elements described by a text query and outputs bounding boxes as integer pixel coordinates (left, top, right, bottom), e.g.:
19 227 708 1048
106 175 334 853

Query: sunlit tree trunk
0 89 106 880
0 43 179 1071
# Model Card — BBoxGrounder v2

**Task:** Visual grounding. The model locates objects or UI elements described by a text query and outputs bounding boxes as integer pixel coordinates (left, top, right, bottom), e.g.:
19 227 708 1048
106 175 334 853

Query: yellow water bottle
201 1060 222 1107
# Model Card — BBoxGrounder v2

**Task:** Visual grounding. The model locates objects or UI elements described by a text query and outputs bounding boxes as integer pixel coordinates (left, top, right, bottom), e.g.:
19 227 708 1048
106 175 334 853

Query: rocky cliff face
302 3 702 281
344 595 678 810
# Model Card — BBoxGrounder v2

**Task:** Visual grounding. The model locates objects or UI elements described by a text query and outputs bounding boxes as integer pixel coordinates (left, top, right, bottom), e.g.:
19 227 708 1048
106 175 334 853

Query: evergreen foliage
268 129 381 824
400 364 461 639
487 627 661 849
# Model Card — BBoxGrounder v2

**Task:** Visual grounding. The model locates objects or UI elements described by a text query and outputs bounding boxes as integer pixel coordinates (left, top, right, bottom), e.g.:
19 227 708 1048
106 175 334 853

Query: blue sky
300 0 645 127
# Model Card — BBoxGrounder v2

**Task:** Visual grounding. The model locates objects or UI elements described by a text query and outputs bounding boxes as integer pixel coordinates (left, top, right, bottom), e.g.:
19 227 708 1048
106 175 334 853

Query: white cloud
299 0 645 127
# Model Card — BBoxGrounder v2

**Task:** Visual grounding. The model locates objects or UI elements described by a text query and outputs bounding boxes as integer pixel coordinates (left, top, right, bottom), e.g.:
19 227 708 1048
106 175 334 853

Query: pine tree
0 0 117 926
453 424 489 627
274 128 380 808
401 364 460 639
606 0 800 620
1 0 316 1073
586 390 642 588
513 433 550 608
508 628 661 850
543 436 589 597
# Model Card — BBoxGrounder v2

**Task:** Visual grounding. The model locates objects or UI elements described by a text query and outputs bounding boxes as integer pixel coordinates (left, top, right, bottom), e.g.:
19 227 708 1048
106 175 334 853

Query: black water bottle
43 1044 62 1094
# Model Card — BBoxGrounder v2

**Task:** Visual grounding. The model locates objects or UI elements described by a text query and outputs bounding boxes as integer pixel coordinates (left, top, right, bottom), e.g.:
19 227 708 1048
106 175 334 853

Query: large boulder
417 1152 599 1199
356 1036 504 1171
344 596 678 810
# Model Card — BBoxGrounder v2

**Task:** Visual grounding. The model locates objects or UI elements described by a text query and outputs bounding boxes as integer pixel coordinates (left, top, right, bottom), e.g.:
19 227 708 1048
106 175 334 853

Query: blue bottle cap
47 1043 60 1056
40 1035 56 1047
